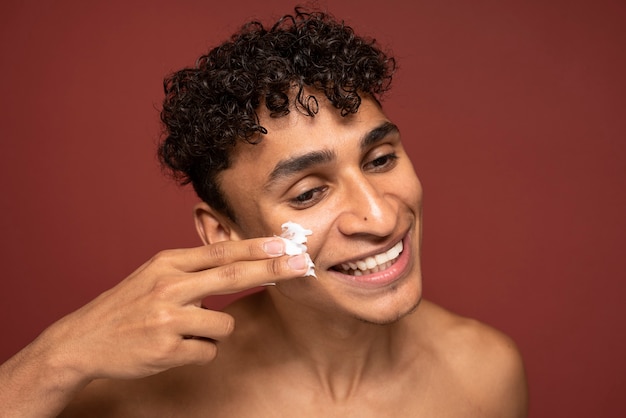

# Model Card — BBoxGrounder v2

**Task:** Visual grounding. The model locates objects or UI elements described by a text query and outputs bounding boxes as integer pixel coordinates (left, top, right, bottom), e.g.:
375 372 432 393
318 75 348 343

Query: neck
261 289 410 400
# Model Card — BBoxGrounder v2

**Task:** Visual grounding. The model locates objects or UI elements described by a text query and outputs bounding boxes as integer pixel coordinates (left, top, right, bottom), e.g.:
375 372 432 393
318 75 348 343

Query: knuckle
218 263 243 284
207 240 265 263
267 257 286 277
150 249 178 268
206 243 229 262
219 314 236 337
150 277 177 300
248 241 263 258
151 249 172 263
149 306 178 329
153 338 184 366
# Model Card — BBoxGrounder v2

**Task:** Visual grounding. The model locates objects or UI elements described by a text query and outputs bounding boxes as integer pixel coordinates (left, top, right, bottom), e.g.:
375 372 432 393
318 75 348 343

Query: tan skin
1 93 528 417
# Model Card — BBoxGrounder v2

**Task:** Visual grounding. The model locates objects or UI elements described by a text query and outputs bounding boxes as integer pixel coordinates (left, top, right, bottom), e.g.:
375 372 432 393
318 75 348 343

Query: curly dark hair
158 7 396 221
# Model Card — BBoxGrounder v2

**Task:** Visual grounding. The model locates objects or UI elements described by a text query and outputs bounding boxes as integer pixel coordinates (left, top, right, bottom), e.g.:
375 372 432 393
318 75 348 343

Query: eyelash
290 186 328 208
364 153 399 171
288 152 399 209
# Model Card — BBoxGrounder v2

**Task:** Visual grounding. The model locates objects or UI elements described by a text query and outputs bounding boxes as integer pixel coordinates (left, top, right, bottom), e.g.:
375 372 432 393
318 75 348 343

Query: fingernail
263 239 284 256
288 254 307 270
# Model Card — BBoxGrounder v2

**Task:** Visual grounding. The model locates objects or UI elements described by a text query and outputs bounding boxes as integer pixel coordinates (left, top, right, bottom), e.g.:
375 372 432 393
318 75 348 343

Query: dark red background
1 1 624 416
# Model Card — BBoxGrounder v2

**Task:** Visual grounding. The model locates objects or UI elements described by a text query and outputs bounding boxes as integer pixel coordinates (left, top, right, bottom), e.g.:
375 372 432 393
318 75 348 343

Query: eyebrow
265 121 400 188
360 121 400 151
266 149 336 188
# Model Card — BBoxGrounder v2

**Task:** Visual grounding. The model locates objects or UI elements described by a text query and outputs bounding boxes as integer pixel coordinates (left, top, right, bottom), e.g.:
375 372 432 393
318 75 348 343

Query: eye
364 153 399 172
289 186 328 209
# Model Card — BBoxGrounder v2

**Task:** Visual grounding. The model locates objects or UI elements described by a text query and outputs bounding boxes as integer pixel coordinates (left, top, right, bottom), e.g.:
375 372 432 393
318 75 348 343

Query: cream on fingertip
279 221 316 277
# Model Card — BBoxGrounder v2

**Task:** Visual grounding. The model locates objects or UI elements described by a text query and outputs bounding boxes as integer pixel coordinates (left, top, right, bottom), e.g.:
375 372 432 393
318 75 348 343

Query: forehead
232 95 390 173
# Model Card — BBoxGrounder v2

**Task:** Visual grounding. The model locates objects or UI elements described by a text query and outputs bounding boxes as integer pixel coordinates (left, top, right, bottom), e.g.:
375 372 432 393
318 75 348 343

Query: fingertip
262 238 285 257
287 254 309 271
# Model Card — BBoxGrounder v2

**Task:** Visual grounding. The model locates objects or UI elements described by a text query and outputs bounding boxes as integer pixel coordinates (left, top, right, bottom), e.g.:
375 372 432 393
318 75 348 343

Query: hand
40 237 309 382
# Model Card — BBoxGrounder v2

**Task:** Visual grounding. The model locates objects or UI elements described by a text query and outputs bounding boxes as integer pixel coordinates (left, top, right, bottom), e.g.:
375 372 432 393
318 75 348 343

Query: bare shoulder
414 300 529 417
419 300 525 370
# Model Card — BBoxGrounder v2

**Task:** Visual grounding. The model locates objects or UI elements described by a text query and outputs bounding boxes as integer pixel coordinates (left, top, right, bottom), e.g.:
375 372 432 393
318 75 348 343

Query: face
217 93 424 324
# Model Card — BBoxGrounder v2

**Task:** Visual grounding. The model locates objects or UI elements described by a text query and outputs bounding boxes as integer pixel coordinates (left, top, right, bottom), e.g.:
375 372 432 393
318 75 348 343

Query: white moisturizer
279 221 316 277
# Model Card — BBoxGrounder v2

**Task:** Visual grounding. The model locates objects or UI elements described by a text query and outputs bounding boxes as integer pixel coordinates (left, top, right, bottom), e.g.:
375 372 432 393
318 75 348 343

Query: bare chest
141 368 486 418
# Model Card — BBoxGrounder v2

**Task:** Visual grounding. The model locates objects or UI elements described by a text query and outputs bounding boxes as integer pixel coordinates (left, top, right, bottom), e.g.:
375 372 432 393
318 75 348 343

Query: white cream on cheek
279 221 316 277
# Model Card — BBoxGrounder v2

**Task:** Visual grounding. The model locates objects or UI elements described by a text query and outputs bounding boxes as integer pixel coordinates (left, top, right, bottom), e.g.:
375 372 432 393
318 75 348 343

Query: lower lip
329 234 412 289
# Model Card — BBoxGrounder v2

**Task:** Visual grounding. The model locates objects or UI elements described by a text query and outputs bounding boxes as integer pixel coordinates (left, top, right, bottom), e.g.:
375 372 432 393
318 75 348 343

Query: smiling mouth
332 240 404 276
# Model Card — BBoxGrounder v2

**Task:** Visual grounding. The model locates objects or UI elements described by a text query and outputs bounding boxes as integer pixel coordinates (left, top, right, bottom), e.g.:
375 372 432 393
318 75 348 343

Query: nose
336 174 398 237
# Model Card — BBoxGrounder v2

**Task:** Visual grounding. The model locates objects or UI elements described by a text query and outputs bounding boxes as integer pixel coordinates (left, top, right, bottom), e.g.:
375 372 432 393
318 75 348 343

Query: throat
291 334 395 402
268 303 398 400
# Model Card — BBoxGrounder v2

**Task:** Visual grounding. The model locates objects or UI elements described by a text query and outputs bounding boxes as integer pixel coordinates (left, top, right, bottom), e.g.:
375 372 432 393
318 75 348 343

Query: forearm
0 239 303 416
0 329 91 418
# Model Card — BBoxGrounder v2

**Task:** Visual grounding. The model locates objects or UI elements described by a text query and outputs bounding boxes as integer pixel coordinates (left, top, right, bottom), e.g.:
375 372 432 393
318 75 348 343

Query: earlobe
194 202 241 244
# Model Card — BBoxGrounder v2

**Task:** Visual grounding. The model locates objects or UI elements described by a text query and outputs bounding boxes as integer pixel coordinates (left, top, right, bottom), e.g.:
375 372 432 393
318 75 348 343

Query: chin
349 280 423 325
329 234 423 324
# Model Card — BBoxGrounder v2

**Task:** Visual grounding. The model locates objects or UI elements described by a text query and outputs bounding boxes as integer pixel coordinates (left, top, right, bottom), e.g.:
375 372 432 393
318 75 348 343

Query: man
0 8 528 417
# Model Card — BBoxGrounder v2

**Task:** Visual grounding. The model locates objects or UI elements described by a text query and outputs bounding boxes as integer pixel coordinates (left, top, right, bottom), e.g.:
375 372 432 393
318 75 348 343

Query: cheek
278 213 335 260
411 180 424 210
236 204 330 243
399 170 423 210
231 205 276 239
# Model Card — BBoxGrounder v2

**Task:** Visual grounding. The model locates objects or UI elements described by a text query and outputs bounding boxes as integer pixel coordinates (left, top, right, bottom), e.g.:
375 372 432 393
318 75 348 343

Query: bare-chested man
0 8 528 417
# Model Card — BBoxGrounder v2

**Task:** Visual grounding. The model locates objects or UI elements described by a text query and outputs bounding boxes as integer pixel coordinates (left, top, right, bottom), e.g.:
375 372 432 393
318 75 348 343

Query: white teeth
387 244 401 260
374 253 388 264
338 240 403 275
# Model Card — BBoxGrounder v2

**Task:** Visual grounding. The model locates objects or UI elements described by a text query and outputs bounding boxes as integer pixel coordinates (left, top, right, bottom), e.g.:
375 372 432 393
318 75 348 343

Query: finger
177 253 311 301
179 309 235 342
172 338 220 367
152 237 288 273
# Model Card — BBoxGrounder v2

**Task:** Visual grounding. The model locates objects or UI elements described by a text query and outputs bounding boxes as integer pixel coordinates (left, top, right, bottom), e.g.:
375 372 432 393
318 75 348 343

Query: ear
194 202 242 244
